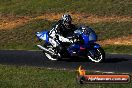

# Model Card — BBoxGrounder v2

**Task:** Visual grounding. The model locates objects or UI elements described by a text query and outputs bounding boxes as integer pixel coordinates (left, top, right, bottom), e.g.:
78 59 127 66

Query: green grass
103 45 132 54
90 21 132 40
0 64 131 88
0 19 132 52
0 0 132 16
0 19 53 50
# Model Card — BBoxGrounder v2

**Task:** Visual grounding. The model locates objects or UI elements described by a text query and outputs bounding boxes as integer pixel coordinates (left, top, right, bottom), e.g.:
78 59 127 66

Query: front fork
87 43 101 56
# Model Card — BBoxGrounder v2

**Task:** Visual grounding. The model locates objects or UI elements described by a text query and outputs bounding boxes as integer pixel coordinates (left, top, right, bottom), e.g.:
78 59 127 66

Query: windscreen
74 26 97 42
87 28 97 42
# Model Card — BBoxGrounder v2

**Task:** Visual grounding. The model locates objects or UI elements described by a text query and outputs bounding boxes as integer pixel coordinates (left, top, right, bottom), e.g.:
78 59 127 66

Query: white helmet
62 14 72 26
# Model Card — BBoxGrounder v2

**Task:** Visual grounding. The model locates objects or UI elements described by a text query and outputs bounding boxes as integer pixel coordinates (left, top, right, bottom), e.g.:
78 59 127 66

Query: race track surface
0 50 132 73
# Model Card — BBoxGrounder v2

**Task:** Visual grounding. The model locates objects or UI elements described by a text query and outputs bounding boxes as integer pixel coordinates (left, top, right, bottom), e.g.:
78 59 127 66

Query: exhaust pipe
37 45 56 55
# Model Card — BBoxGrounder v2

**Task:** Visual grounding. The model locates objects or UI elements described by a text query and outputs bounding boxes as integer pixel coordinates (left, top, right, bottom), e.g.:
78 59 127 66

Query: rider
49 14 77 48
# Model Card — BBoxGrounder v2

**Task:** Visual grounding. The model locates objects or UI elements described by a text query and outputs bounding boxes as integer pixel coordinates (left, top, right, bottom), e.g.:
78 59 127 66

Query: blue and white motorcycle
36 26 105 63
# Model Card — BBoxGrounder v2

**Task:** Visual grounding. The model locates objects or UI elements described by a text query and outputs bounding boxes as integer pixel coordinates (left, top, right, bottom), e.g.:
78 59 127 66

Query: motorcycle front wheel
88 47 105 63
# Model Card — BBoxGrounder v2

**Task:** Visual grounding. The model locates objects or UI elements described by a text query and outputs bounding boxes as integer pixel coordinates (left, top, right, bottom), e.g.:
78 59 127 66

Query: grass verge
0 64 131 88
0 0 132 16
103 45 132 54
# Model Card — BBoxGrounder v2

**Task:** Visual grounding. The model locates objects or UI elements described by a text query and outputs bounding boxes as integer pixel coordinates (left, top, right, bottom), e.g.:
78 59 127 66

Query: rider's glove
58 36 72 43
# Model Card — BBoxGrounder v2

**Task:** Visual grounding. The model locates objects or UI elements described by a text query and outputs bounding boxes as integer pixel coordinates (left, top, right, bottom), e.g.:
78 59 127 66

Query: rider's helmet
62 14 72 27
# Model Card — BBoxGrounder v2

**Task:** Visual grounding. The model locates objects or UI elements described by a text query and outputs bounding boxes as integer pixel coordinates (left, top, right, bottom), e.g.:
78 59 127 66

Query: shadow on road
104 58 129 63
62 57 129 63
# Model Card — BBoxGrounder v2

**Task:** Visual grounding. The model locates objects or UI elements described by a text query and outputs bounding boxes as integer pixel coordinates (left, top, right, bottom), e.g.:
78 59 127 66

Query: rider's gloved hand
58 36 71 43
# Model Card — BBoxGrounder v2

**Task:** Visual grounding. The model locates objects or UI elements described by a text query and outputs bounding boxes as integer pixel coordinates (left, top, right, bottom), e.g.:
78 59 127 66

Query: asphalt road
0 50 132 73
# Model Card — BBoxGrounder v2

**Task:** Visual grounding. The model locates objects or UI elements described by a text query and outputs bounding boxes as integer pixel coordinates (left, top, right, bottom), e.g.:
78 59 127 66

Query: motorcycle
36 26 105 63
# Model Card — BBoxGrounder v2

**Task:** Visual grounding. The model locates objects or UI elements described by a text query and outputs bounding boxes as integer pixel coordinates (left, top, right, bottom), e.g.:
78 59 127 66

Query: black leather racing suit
49 20 77 47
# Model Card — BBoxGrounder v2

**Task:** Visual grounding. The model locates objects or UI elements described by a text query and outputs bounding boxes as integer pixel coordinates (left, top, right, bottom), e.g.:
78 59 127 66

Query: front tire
88 47 105 63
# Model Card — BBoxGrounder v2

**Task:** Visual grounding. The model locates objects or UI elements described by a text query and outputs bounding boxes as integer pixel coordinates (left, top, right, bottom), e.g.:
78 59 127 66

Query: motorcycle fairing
36 31 49 42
